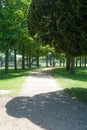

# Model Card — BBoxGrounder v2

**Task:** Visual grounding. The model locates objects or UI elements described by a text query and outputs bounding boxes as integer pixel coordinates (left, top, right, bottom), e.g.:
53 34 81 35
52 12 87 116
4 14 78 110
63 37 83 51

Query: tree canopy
27 0 87 56
0 0 36 72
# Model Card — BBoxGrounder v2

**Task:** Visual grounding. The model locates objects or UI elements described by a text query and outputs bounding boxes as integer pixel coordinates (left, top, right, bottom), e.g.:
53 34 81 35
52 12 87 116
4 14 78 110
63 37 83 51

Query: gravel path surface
0 68 87 130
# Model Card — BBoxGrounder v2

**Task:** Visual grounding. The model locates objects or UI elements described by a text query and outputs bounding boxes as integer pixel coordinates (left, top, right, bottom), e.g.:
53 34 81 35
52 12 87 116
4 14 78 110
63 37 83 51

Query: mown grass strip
0 68 36 96
51 67 87 103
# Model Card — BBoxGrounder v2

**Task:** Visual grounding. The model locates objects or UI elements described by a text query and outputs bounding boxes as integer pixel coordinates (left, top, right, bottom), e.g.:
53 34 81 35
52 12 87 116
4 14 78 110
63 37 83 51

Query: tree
27 0 87 73
0 0 31 72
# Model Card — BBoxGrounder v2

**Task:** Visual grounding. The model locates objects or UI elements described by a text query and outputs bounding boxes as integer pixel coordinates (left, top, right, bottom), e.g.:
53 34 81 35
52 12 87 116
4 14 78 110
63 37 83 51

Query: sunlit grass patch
0 68 36 96
52 68 87 103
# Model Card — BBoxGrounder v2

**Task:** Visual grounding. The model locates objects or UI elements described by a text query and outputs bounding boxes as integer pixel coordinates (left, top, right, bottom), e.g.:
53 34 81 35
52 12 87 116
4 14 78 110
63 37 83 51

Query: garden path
0 68 87 130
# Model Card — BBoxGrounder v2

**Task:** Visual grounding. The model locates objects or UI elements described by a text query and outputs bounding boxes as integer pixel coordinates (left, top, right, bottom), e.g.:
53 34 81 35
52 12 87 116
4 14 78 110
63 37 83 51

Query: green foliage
27 0 56 43
0 0 38 72
0 0 31 52
27 0 87 56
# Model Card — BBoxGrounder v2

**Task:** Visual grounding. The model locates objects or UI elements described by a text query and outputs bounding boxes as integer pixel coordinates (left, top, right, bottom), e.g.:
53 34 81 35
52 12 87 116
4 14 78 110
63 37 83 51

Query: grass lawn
52 67 87 103
0 68 36 96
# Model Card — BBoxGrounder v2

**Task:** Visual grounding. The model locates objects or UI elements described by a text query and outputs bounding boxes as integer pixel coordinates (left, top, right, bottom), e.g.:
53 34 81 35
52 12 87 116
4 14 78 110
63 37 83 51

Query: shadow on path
6 91 87 130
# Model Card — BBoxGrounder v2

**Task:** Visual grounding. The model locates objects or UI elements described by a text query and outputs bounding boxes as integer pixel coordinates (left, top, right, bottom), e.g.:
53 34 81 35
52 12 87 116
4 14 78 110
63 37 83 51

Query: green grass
0 68 36 96
51 67 87 103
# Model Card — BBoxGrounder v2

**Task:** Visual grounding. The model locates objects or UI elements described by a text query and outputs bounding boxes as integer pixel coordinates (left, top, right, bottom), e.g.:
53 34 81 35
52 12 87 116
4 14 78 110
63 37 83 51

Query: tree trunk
49 53 52 65
82 57 84 67
59 57 62 67
63 58 65 67
84 57 86 67
80 57 82 67
5 49 9 73
29 52 31 68
22 50 25 69
53 56 55 67
70 56 75 74
66 55 70 71
36 51 39 68
46 52 48 67
75 57 78 68
14 49 17 71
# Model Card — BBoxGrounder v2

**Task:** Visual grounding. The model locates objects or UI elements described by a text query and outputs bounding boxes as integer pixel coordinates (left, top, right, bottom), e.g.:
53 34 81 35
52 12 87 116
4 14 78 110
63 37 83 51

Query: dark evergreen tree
27 0 87 73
